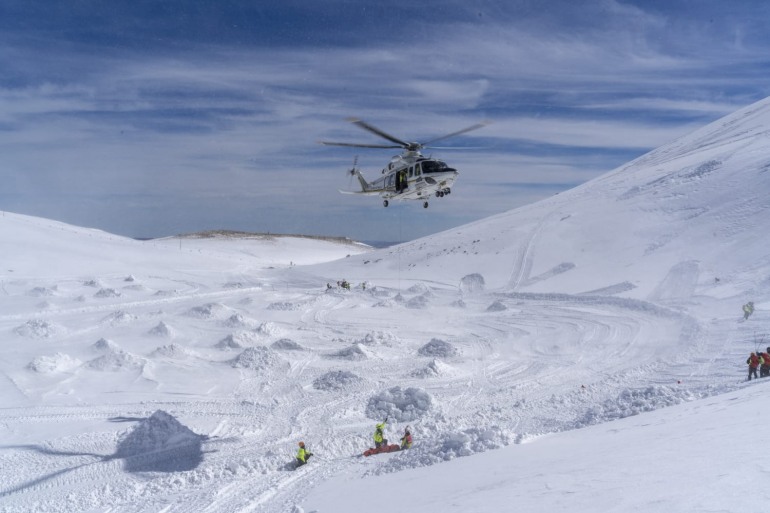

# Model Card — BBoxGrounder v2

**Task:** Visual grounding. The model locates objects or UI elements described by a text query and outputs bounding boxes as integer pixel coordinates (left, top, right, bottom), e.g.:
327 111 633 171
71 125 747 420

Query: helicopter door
414 163 422 176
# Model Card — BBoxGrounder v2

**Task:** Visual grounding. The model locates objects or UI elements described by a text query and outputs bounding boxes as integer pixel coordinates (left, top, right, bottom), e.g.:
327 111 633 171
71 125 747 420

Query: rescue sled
363 444 401 457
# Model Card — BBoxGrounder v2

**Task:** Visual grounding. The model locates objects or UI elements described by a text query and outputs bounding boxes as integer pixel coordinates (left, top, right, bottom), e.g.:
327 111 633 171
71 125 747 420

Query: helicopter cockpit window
421 160 450 174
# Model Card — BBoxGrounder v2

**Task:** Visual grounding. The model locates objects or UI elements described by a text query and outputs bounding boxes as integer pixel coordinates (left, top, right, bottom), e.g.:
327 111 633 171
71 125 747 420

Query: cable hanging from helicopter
320 118 488 209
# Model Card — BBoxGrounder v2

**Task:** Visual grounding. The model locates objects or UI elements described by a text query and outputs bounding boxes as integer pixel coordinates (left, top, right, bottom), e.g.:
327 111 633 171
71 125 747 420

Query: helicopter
321 118 487 208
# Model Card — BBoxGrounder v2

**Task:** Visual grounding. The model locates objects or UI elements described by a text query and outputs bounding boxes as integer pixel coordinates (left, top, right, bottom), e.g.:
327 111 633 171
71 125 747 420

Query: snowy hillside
1 98 770 513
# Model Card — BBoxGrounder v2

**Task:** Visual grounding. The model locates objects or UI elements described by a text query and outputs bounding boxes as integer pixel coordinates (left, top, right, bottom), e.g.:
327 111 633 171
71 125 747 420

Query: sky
1 0 770 242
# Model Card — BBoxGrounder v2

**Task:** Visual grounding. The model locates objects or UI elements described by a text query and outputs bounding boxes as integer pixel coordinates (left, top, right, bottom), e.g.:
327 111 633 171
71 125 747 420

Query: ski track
0 269 758 513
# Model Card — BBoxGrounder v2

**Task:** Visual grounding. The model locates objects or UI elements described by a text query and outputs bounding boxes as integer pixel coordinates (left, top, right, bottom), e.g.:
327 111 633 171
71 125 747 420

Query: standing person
373 418 388 448
400 425 413 450
747 352 760 380
760 348 770 378
296 441 313 467
743 302 755 320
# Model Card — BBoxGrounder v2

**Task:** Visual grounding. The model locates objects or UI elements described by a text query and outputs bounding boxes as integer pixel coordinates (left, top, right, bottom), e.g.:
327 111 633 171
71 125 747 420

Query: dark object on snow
743 301 755 320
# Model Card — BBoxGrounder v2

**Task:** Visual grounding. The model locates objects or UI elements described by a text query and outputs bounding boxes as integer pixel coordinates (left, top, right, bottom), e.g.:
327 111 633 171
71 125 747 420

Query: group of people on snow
295 419 412 467
326 280 368 291
747 347 770 380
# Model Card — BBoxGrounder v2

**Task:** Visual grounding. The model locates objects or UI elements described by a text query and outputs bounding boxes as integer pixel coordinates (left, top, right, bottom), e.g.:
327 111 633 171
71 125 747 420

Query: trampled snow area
2 97 770 512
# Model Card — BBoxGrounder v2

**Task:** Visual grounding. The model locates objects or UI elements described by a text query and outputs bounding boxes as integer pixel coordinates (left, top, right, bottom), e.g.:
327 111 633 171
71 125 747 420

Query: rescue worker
760 348 770 378
296 441 313 467
743 302 755 320
374 418 388 448
747 352 760 380
400 425 413 450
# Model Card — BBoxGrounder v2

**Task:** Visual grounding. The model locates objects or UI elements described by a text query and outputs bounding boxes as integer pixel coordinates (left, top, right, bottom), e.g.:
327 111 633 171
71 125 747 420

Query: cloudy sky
2 0 769 242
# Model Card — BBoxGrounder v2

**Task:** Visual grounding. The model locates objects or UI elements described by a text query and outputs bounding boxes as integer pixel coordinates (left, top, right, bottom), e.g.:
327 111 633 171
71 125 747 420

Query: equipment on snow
363 444 401 456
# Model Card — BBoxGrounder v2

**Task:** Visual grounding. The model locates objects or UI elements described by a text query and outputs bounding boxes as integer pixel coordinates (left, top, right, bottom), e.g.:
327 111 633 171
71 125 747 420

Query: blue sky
1 0 769 242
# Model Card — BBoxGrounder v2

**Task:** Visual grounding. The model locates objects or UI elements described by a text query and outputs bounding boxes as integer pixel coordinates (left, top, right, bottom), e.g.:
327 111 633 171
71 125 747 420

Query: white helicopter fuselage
345 152 459 207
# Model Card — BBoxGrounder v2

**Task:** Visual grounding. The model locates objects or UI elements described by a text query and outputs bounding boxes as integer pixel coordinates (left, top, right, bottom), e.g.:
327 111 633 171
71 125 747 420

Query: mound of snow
417 339 458 358
267 301 302 311
405 294 430 309
230 346 283 371
115 410 204 472
271 338 305 351
327 343 372 361
451 299 467 308
186 303 227 319
101 311 138 326
412 359 455 378
94 288 121 298
28 286 57 297
150 344 193 360
366 386 432 422
407 283 430 294
313 370 363 391
13 319 63 339
87 348 145 371
215 332 254 350
575 385 698 428
356 331 398 346
486 300 507 312
459 273 485 295
255 322 282 337
373 425 513 475
92 337 120 352
83 279 102 288
221 313 253 329
147 321 175 338
27 353 82 373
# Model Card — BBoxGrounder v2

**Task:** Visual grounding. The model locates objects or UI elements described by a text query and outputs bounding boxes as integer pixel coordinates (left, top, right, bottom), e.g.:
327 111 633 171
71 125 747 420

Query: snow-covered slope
1 98 769 513
318 97 770 302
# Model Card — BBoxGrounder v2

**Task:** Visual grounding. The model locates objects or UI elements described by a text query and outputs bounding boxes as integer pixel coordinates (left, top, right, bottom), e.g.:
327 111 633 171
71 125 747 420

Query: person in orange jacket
747 352 761 380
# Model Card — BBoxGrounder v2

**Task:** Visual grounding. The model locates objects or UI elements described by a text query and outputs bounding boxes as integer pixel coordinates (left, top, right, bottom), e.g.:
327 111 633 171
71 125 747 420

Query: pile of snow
150 344 194 360
366 386 433 422
327 343 372 361
459 273 485 295
356 331 398 346
28 286 57 297
255 322 282 337
221 314 254 329
373 425 513 475
407 283 431 294
271 338 305 351
147 321 175 338
216 332 257 350
27 353 81 373
87 348 145 371
94 288 121 298
186 303 228 319
405 294 430 309
574 385 699 428
230 346 284 371
115 410 204 472
412 359 455 378
486 300 507 312
92 337 120 352
101 311 138 326
13 319 63 339
267 301 302 311
313 370 362 391
417 339 458 358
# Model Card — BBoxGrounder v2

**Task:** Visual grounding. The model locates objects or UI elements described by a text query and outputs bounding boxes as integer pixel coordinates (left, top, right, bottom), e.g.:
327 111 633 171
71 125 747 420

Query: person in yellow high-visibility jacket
296 441 313 467
373 418 388 448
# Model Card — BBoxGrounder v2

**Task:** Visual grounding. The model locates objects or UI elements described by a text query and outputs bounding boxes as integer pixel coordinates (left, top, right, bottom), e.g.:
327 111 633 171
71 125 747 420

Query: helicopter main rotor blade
320 141 402 149
421 121 490 147
347 118 411 148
